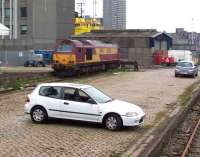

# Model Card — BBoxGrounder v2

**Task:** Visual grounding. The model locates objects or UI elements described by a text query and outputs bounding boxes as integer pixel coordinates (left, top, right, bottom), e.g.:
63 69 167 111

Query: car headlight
125 112 139 117
189 69 194 72
175 68 180 71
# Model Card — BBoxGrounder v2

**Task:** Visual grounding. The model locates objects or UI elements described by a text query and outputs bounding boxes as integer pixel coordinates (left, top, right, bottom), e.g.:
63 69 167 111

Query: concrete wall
32 0 57 41
0 39 33 51
0 0 74 50
56 0 74 39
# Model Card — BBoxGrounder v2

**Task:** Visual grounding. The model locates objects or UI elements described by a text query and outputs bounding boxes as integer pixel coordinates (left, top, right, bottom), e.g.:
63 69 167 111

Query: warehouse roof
75 29 169 38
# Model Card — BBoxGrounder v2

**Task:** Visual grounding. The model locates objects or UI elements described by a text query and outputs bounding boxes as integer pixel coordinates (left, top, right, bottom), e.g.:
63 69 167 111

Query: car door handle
64 102 69 105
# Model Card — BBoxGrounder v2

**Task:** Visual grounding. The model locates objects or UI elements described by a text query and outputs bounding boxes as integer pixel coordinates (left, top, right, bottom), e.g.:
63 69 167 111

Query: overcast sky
75 0 200 33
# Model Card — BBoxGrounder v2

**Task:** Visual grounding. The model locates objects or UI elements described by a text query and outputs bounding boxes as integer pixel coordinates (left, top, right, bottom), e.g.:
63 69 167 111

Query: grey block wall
128 48 153 66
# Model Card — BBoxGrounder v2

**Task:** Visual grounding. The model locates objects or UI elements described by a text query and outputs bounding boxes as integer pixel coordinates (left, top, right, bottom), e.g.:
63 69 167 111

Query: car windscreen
83 87 112 104
177 62 193 67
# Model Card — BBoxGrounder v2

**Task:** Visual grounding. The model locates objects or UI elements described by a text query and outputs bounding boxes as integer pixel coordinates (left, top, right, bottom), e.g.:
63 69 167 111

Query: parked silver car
175 61 198 78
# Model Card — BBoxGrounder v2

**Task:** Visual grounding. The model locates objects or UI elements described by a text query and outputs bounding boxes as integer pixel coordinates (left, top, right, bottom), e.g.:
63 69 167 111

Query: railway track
159 102 200 157
182 119 200 157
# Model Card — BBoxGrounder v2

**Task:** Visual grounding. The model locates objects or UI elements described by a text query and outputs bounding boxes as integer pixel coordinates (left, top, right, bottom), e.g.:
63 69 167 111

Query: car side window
63 87 76 101
78 90 90 103
39 86 62 99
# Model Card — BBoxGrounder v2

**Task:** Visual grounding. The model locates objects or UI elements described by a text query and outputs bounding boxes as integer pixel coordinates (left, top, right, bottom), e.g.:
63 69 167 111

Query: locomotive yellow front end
52 41 76 72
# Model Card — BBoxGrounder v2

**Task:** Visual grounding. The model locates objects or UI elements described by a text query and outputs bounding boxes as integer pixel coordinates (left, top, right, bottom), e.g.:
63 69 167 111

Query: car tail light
26 96 30 102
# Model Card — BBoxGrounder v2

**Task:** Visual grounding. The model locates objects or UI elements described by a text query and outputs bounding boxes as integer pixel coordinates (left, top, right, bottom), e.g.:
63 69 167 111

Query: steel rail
181 118 200 157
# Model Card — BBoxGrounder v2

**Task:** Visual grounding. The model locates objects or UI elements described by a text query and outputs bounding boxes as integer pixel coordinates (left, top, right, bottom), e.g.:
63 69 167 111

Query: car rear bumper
175 70 196 76
24 103 31 114
121 115 145 126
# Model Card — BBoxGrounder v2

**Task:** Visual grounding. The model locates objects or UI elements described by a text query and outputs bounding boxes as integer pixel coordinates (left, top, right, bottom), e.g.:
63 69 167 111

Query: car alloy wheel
33 109 44 122
105 114 122 130
31 107 47 123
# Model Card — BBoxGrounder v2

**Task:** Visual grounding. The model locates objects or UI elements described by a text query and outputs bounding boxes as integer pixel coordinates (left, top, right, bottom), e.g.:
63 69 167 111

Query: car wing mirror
88 98 96 104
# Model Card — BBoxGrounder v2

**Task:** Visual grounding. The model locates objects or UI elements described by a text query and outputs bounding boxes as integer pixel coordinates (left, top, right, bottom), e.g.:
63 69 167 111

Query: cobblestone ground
0 68 199 157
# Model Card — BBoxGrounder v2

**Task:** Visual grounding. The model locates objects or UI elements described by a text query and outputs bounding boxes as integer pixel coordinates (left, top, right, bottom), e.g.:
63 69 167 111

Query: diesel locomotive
52 39 120 75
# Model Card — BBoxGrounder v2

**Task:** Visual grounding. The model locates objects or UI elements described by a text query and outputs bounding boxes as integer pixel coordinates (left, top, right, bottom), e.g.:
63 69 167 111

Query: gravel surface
0 68 199 157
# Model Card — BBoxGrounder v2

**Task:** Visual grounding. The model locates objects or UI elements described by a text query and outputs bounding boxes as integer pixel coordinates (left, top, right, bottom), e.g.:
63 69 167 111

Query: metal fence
0 51 33 66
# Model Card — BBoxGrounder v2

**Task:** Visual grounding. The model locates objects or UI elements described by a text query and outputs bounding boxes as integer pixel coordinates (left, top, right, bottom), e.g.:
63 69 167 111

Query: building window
5 8 10 18
21 7 27 17
20 25 28 35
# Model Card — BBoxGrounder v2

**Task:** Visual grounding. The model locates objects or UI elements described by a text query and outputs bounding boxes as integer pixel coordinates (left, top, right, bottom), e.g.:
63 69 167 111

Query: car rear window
177 62 193 67
39 86 62 99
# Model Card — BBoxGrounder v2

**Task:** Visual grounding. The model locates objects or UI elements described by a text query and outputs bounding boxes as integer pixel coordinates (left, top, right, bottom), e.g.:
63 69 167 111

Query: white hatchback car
25 83 145 130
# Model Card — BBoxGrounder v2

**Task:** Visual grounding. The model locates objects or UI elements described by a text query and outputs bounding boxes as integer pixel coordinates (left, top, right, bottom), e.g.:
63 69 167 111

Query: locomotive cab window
86 48 93 60
57 44 73 52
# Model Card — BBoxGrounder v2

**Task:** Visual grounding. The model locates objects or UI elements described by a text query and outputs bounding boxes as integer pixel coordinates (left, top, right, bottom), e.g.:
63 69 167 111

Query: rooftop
76 29 165 38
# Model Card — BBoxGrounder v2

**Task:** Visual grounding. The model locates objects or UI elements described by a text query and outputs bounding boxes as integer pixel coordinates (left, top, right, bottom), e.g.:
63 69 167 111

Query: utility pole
93 0 97 19
192 18 194 46
77 2 85 18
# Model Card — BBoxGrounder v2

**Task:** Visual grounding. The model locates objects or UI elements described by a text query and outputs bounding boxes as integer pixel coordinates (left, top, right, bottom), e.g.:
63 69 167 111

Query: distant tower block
103 0 126 30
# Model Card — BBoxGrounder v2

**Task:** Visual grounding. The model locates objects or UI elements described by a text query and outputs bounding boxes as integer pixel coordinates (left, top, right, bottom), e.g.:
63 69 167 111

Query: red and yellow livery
52 39 120 74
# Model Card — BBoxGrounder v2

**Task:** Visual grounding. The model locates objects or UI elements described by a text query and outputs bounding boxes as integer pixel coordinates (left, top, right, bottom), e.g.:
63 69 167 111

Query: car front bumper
121 115 145 126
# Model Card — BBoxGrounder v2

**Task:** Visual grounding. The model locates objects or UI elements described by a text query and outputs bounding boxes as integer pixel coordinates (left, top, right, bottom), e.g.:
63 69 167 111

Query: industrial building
75 29 172 66
0 0 74 66
103 0 126 30
169 28 200 51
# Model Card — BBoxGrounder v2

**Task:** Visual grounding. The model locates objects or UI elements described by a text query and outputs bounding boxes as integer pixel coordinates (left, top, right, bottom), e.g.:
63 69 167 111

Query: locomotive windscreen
57 44 73 52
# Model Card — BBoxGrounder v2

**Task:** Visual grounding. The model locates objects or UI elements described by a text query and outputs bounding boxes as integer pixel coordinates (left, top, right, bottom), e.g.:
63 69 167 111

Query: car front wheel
104 114 123 131
31 107 48 123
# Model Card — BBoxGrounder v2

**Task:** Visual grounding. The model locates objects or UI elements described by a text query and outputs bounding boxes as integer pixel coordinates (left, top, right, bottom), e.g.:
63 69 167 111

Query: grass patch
10 79 26 90
150 111 168 125
178 79 200 106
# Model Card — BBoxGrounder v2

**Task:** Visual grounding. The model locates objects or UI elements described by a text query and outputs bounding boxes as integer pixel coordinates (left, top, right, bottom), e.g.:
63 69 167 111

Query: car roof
38 83 92 89
178 60 193 63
